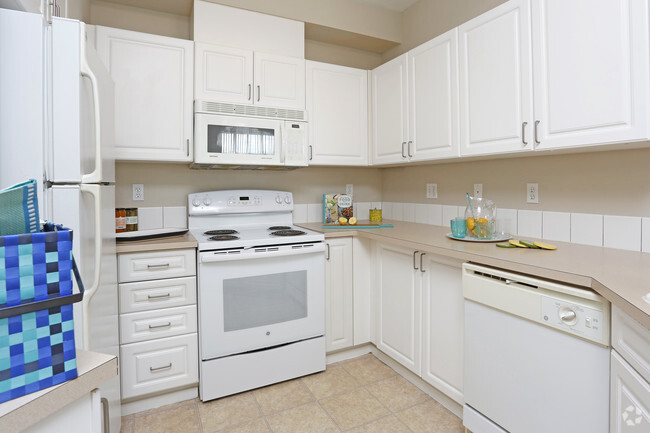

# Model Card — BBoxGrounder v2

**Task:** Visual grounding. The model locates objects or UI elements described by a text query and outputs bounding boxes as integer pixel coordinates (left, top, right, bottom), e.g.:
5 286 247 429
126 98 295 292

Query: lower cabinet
373 241 464 402
325 237 354 352
421 254 464 404
610 306 650 432
117 249 198 402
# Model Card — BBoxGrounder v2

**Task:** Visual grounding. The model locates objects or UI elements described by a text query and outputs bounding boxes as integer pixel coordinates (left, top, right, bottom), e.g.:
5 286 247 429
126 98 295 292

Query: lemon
338 217 348 225
496 242 516 248
348 217 358 225
534 241 557 250
508 240 528 248
478 217 488 224
466 217 475 230
519 240 540 248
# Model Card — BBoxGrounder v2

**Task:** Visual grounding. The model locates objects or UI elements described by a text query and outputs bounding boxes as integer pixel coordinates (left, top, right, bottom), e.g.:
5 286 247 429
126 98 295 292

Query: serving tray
446 232 512 243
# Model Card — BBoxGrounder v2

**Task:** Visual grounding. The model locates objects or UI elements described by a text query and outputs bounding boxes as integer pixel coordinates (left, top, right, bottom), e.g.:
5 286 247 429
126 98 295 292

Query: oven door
198 243 325 360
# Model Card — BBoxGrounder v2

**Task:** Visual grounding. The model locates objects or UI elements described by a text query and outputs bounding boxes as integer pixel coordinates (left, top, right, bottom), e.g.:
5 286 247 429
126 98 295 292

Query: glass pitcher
464 197 496 239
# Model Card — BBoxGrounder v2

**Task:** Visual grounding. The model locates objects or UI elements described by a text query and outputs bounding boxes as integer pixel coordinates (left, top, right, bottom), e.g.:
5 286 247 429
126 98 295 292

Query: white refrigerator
0 8 121 433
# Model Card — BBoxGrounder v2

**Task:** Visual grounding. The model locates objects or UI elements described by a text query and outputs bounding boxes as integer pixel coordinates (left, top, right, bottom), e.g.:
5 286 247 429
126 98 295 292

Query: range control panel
541 296 605 344
189 190 293 215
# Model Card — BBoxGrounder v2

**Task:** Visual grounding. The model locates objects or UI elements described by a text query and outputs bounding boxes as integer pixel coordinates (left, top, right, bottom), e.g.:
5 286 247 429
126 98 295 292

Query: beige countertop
0 350 118 432
299 220 650 330
116 232 197 253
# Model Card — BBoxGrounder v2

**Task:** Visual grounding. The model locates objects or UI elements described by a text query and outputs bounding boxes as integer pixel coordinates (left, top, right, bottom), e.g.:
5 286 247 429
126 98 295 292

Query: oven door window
207 125 275 155
223 270 307 332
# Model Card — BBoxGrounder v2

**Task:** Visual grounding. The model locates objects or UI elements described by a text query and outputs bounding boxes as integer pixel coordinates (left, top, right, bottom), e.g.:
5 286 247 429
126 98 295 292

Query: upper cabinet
458 0 649 157
531 0 649 150
458 0 533 156
195 42 305 110
306 61 368 165
371 28 460 165
96 26 194 162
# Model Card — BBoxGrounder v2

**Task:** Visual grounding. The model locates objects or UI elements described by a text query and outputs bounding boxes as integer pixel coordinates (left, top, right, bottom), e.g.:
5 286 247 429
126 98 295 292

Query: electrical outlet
426 184 438 199
527 183 539 203
132 184 144 201
346 184 353 198
473 183 483 198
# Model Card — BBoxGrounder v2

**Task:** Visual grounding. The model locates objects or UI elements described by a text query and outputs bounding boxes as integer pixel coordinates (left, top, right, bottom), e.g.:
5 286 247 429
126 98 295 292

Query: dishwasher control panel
541 296 605 343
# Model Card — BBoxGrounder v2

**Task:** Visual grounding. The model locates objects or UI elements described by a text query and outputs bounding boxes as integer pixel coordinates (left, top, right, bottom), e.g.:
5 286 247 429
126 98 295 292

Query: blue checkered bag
0 222 84 403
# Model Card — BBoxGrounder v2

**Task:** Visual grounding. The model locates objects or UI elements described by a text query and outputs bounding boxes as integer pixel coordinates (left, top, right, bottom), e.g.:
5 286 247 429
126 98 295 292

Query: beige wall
67 0 91 22
90 0 190 39
305 39 383 69
115 163 383 208
382 0 507 61
380 147 650 216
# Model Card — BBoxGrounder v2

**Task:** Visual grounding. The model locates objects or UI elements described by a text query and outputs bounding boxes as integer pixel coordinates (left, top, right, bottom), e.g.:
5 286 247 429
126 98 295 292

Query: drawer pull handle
150 363 172 372
147 293 171 300
147 263 170 269
148 322 172 329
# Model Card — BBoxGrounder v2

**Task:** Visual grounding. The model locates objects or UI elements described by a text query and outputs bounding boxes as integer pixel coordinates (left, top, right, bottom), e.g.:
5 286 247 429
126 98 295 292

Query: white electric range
188 190 326 401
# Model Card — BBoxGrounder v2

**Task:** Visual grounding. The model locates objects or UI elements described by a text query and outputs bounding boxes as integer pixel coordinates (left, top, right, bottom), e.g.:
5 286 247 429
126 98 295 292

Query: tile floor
120 354 464 433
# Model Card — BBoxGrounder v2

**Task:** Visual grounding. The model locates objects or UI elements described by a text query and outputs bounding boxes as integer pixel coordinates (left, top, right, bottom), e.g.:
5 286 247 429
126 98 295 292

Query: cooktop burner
268 226 292 231
204 229 239 235
270 229 306 237
209 235 240 241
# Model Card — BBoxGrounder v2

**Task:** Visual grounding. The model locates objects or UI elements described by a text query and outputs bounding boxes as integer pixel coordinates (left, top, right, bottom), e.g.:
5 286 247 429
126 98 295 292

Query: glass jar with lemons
464 197 496 240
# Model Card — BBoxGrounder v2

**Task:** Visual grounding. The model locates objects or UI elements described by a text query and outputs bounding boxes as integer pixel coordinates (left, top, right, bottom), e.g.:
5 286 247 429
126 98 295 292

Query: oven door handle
200 243 326 263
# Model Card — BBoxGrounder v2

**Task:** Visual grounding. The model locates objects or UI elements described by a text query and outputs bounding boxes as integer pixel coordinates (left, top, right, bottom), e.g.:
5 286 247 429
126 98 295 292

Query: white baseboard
121 387 198 416
326 343 373 364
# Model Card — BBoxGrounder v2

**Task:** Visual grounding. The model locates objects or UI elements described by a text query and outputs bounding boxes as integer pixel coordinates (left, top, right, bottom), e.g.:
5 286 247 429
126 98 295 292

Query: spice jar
126 208 138 231
115 208 126 233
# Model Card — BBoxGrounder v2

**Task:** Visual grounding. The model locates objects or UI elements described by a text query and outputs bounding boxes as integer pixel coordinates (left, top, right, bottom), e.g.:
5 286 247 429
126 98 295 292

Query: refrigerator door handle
79 184 103 350
79 23 103 184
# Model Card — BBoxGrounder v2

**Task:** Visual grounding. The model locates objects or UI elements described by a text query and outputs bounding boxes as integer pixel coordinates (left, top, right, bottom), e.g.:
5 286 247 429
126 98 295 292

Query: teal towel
0 179 40 236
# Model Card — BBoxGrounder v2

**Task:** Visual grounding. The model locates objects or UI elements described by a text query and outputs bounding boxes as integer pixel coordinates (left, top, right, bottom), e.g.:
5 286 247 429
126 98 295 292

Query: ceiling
95 0 420 17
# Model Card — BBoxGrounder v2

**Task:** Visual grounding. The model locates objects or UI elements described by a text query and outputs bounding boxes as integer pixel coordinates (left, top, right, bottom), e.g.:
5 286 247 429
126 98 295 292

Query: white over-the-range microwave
193 100 309 168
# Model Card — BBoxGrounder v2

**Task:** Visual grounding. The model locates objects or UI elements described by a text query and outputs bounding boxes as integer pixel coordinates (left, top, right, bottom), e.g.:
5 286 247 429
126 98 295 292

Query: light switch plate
473 184 483 198
426 184 438 199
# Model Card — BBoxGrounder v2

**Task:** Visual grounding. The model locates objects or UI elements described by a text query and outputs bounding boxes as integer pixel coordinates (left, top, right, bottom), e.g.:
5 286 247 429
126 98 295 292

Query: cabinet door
325 238 354 352
409 28 460 161
371 54 409 165
531 0 649 150
458 0 533 156
306 61 368 165
96 27 193 161
374 242 421 374
421 255 464 404
195 42 254 105
610 350 650 433
254 52 305 110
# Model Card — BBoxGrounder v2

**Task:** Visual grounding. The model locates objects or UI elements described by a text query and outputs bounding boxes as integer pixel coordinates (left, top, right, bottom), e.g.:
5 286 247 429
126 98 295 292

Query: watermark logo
622 405 644 427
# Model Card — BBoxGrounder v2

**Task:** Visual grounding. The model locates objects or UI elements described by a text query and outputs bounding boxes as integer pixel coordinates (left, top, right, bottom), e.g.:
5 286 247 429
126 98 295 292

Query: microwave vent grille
197 101 305 121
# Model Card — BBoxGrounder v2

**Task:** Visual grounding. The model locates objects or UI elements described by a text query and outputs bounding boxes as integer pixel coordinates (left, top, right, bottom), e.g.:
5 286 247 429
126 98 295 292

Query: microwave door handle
79 23 103 184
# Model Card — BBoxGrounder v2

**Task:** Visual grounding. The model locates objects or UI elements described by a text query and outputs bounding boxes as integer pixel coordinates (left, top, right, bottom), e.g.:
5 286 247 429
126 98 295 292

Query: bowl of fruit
464 197 496 240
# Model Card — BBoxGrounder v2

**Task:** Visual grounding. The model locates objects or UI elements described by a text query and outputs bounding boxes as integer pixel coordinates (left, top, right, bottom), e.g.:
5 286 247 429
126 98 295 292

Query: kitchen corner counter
298 220 650 329
116 232 197 253
0 350 117 432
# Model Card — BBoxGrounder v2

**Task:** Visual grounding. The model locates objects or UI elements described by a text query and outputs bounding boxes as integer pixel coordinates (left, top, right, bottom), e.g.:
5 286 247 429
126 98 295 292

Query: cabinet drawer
610 350 650 432
120 305 197 344
118 249 195 283
120 333 198 400
612 305 650 383
119 276 196 313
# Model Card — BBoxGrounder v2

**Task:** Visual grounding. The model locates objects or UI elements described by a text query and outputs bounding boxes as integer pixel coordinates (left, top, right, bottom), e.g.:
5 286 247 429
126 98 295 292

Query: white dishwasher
462 263 611 433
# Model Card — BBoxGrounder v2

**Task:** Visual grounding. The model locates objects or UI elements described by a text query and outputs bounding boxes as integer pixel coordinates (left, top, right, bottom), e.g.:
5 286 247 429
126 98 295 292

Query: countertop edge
0 350 118 432
116 232 197 253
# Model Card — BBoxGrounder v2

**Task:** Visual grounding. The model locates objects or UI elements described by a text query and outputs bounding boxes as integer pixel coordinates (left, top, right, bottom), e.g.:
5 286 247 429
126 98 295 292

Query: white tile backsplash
356 202 371 220
643 218 650 253
163 206 187 229
403 203 415 222
292 204 308 224
307 203 322 223
603 215 641 251
138 207 163 231
371 202 382 210
517 210 542 238
392 202 404 221
496 208 517 235
430 204 443 226
442 205 459 226
415 204 429 224
571 213 603 246
542 211 571 242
